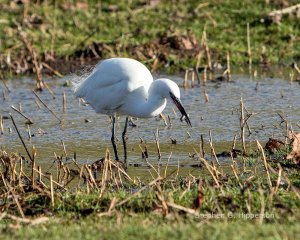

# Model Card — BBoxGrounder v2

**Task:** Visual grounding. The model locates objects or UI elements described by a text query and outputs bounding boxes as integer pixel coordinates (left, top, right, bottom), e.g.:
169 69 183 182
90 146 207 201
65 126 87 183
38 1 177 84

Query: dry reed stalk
10 114 33 162
201 29 212 71
243 106 255 136
231 135 237 152
154 129 161 160
31 146 37 188
184 69 188 89
240 97 246 154
258 185 265 224
195 50 203 70
164 152 172 178
256 140 272 190
42 62 63 77
191 70 195 88
175 159 180 180
203 88 209 103
61 140 68 158
274 164 282 194
63 91 67 113
0 115 3 134
11 105 33 124
99 152 110 198
85 164 98 189
200 134 205 158
32 90 62 123
172 107 177 117
227 51 231 81
193 67 201 85
38 166 42 182
197 155 223 194
50 174 54 207
166 201 199 216
230 164 243 189
155 184 169 216
203 65 207 85
208 130 220 165
159 113 167 126
167 114 172 126
247 23 252 76
41 83 56 101
27 125 32 140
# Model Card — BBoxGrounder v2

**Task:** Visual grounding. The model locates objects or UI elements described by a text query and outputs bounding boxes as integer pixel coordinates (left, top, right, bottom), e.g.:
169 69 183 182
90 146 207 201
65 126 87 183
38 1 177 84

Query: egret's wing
73 58 153 115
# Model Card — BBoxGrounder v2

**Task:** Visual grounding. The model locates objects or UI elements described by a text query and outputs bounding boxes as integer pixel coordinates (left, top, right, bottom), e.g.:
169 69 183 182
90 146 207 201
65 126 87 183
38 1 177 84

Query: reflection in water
0 72 299 166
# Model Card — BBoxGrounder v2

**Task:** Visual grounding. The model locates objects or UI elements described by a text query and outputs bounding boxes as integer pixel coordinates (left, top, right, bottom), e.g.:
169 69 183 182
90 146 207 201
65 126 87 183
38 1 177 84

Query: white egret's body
74 58 180 118
73 58 191 161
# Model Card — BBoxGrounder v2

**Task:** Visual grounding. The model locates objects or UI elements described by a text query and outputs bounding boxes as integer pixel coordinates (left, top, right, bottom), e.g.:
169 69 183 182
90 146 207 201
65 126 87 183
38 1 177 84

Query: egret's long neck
122 81 167 118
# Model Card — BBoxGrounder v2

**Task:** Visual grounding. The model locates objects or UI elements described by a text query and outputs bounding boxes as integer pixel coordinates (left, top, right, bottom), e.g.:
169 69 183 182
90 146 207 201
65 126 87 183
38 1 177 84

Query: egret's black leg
111 116 119 161
122 117 129 162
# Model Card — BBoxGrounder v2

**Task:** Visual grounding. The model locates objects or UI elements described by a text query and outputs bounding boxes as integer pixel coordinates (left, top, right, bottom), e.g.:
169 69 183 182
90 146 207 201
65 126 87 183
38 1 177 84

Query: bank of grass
2 215 300 240
1 0 300 75
0 147 299 239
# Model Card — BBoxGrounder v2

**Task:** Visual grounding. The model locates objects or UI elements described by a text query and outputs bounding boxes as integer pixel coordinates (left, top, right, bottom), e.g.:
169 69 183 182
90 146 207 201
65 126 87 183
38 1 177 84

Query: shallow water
0 69 299 167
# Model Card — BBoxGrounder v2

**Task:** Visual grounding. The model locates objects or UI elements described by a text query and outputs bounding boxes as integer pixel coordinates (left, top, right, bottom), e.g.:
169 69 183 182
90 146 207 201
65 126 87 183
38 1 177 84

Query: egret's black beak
170 92 192 127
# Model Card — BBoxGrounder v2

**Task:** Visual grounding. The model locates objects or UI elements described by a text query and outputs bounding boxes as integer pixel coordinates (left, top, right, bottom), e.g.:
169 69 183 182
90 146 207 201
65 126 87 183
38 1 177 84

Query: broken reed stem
9 114 33 162
231 164 243 189
154 129 161 160
32 90 62 123
43 82 56 99
202 29 212 71
256 140 272 190
274 164 282 194
203 66 207 86
203 88 209 103
11 105 33 124
258 185 265 224
240 97 246 154
42 62 63 78
247 23 252 76
227 51 231 81
164 152 172 178
184 69 188 89
63 91 66 113
200 134 205 158
209 130 220 166
191 70 195 88
231 134 237 151
193 67 201 85
50 174 54 207
31 146 36 188
0 115 3 134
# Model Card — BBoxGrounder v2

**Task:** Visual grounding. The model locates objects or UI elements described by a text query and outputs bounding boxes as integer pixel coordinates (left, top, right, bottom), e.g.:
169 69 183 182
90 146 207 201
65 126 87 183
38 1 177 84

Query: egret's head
154 78 192 127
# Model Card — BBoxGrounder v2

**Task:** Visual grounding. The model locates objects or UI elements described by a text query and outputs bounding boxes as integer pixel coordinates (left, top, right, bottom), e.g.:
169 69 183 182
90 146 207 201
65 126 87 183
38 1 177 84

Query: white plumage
73 58 191 161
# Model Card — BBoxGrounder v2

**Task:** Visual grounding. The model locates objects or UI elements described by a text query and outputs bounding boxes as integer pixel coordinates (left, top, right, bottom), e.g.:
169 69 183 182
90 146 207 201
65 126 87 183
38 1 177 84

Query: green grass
1 0 300 75
1 215 299 240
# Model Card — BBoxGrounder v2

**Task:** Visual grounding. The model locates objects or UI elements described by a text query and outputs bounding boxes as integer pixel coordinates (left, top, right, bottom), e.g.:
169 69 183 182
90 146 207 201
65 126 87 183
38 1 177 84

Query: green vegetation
0 147 299 239
1 0 300 75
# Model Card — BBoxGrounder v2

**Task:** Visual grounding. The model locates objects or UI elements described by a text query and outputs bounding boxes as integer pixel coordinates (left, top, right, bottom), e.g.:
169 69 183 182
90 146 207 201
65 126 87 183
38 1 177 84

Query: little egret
73 58 191 161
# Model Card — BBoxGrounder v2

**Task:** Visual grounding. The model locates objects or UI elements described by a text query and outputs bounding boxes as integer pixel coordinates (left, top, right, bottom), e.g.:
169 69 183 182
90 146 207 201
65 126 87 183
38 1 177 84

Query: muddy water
0 70 299 169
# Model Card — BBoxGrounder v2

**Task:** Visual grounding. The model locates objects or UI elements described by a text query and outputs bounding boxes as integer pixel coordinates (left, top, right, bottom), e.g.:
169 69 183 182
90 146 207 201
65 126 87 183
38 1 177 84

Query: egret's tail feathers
71 66 95 98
